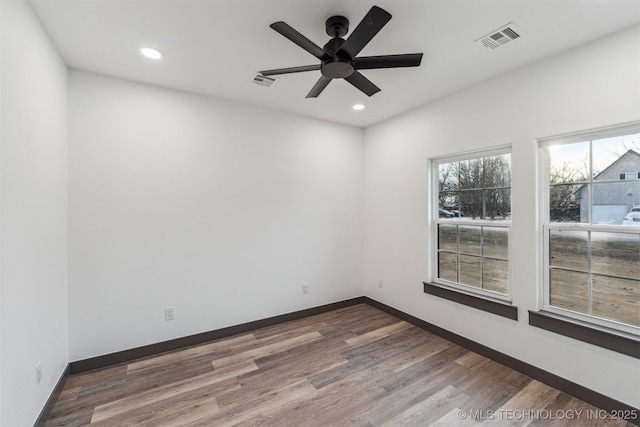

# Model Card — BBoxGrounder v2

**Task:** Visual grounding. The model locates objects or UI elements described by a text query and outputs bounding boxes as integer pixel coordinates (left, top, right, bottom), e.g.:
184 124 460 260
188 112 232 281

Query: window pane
590 182 640 225
592 275 640 327
483 258 508 294
458 225 481 256
485 188 511 220
549 269 589 314
439 192 459 218
591 232 640 279
549 141 589 184
592 134 640 179
484 154 511 188
549 184 585 223
438 252 457 282
549 230 588 272
438 224 457 252
483 226 508 259
459 255 481 288
459 158 483 190
459 190 483 220
439 162 459 192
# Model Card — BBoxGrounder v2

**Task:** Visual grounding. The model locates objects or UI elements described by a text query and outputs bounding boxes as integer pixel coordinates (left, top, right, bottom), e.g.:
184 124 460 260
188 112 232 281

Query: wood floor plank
496 379 562 423
251 316 331 340
379 384 468 426
241 364 391 426
430 407 483 426
91 361 254 422
376 342 467 394
344 320 412 346
126 333 257 374
211 331 324 369
89 387 220 427
310 326 431 389
357 354 473 425
48 361 215 424
55 386 82 403
44 304 631 427
63 364 128 389
215 354 347 409
457 363 532 412
192 378 317 426
534 393 631 427
251 335 350 374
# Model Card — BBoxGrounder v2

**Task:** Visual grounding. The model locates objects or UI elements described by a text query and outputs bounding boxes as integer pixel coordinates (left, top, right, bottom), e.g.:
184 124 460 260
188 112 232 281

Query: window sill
423 282 518 320
529 310 640 359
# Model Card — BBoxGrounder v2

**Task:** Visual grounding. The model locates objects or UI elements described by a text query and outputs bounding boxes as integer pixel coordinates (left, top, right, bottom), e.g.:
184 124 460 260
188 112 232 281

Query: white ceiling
30 0 640 128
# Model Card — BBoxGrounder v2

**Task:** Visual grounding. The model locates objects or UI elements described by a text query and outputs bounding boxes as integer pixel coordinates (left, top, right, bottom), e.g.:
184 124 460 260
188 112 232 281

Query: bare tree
484 155 510 219
438 162 458 213
439 156 511 220
549 161 586 222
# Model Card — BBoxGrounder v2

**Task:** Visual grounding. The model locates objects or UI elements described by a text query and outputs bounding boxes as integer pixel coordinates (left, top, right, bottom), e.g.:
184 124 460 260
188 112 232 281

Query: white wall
363 25 640 408
68 70 364 361
0 0 69 425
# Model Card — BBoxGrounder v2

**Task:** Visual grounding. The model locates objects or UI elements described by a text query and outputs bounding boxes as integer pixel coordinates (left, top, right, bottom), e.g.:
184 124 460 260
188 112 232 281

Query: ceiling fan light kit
259 6 423 99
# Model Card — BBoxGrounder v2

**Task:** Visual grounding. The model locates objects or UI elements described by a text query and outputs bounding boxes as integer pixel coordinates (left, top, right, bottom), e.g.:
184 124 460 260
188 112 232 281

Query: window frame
429 145 513 302
538 122 640 336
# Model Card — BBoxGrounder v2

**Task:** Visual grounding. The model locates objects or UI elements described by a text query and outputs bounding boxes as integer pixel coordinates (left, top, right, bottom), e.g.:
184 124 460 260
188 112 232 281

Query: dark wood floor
46 304 632 426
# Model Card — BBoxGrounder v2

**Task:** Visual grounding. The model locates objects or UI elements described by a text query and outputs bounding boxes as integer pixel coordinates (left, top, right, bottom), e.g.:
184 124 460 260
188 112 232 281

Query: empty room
1 0 639 425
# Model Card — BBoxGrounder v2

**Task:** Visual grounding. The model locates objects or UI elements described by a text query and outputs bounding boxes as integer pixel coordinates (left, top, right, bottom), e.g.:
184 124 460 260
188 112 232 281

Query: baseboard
33 363 70 427
70 297 365 374
363 297 640 426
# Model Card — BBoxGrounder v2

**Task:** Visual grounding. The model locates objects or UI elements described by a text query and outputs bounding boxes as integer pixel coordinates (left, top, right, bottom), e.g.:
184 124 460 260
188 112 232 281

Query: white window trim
429 145 513 302
539 122 640 336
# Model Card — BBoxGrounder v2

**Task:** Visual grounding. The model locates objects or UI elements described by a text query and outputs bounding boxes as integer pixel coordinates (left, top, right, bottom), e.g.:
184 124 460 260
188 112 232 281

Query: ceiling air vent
476 23 523 50
251 73 276 87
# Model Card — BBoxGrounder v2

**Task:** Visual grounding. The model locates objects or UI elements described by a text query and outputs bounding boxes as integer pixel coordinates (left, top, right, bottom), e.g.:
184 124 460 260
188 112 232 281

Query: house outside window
540 123 640 334
431 147 512 300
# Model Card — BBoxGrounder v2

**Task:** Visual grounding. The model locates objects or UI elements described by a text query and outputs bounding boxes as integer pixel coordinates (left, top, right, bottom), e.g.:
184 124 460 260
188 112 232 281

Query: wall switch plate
378 277 384 288
302 283 309 294
165 307 175 321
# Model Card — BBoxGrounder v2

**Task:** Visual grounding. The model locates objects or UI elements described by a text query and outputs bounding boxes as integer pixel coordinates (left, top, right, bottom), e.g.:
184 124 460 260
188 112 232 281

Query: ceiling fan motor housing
321 36 354 79
325 15 349 38
321 59 354 79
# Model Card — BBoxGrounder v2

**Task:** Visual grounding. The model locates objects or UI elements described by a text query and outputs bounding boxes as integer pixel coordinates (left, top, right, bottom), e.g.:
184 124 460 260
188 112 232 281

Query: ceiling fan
259 6 423 98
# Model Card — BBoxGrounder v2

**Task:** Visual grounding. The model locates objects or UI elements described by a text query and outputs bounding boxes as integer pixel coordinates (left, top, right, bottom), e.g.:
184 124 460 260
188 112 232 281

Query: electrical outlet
35 362 42 385
378 277 384 288
302 283 309 295
165 307 175 321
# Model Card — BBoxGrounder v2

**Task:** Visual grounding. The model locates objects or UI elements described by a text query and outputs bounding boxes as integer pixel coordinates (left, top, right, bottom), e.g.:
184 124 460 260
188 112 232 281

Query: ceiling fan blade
337 6 392 60
344 71 380 97
306 76 332 98
270 22 328 59
259 64 321 77
354 53 423 70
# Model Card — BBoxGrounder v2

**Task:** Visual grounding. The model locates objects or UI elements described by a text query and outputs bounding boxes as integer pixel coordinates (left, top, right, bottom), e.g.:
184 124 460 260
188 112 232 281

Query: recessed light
352 104 365 111
140 47 163 60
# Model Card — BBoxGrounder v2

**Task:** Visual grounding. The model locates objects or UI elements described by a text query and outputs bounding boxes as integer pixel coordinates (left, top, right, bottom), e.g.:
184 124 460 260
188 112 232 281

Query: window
541 124 640 335
431 148 512 301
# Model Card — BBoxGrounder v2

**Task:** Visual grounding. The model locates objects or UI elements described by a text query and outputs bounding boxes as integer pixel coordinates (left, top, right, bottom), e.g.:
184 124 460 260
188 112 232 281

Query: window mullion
587 231 593 316
456 224 460 283
480 226 485 290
